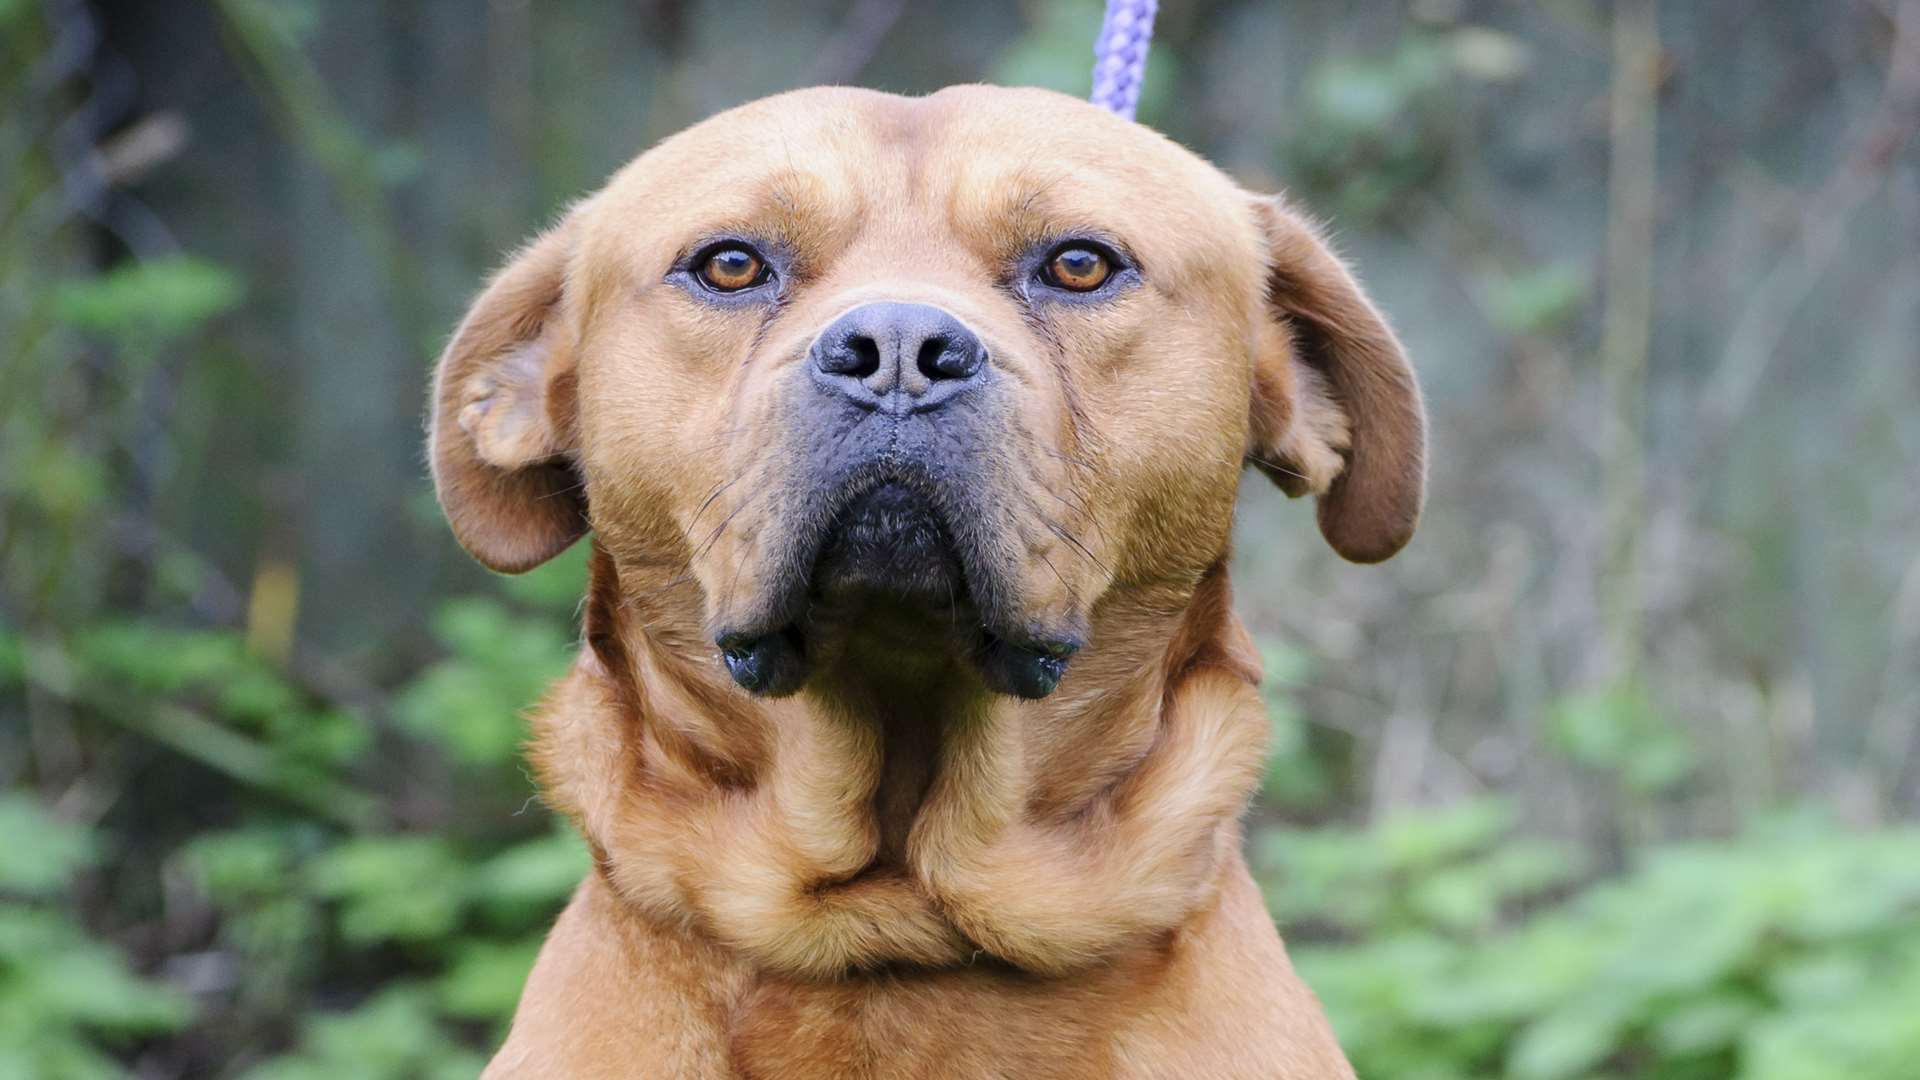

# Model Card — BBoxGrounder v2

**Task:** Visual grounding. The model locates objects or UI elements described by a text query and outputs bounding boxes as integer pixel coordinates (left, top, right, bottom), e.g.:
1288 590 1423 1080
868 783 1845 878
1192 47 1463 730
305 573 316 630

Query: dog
429 85 1423 1078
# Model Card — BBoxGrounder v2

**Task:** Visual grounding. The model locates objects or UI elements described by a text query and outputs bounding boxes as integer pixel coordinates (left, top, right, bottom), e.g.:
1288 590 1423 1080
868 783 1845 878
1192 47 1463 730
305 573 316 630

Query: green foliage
3 292 588 1077
73 621 368 768
1258 640 1330 807
242 987 486 1080
53 257 243 346
1261 798 1583 938
394 598 573 767
1287 27 1530 221
0 794 96 896
6 352 586 1078
1549 683 1695 795
1259 804 1920 1080
0 797 193 1080
162 755 587 1075
1484 263 1588 335
437 938 546 1021
307 836 473 947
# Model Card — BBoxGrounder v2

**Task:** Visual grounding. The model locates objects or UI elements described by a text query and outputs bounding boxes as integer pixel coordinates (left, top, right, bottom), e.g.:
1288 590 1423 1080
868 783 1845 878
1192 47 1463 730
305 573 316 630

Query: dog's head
430 86 1423 701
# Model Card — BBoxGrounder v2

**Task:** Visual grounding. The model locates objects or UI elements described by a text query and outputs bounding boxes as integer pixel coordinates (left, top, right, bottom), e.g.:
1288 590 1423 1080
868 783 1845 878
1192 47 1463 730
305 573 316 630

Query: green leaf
1507 1005 1624 1080
17 942 194 1033
436 937 544 1021
1548 684 1694 792
306 836 468 946
472 829 589 916
182 827 300 902
53 256 243 344
0 795 95 895
1376 798 1515 872
244 986 486 1080
1652 994 1761 1056
1306 40 1449 134
498 540 590 611
393 598 572 766
1483 263 1587 334
0 909 193 1035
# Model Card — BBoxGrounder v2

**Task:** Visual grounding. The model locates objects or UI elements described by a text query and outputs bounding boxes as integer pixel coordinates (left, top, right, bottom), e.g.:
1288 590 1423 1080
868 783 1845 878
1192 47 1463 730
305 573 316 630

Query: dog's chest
725 969 1125 1079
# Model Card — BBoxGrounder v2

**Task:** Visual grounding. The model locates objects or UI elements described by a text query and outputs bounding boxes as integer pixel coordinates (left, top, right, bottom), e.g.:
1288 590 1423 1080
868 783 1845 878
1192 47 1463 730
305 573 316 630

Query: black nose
810 302 987 411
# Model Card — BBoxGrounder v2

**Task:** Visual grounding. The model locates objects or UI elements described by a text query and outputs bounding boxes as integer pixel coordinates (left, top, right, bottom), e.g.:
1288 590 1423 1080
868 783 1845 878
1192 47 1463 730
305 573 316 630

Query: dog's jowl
429 86 1424 1079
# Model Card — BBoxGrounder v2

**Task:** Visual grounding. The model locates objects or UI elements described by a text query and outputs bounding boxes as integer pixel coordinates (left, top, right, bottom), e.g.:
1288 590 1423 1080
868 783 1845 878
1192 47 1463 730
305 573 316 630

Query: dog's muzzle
712 301 1081 701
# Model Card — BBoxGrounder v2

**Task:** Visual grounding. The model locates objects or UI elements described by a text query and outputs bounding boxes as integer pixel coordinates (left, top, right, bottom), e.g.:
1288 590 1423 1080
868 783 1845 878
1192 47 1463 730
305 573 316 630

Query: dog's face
431 87 1423 700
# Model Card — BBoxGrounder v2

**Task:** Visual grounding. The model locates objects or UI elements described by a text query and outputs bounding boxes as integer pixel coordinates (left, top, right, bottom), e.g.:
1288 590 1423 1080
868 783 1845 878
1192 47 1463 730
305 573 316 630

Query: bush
1256 804 1920 1080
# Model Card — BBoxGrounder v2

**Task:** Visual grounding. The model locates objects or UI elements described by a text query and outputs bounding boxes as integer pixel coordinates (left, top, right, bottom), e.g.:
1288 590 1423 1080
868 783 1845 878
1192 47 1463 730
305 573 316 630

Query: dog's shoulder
484 875 745 1079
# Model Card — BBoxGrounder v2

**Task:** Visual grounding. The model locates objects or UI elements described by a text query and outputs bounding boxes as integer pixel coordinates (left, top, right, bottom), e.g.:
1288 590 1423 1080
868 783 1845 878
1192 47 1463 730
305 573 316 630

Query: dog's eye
696 245 769 292
1042 246 1113 292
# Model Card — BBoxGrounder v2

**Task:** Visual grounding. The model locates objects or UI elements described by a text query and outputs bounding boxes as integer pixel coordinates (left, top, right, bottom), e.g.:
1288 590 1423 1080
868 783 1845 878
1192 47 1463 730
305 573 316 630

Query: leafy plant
1285 27 1531 222
53 257 243 347
1258 805 1920 1080
0 796 193 1080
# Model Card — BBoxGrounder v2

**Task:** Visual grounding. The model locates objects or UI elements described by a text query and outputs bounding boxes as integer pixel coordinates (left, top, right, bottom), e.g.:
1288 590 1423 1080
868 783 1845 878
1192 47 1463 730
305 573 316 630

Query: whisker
536 470 590 501
1014 489 1114 581
1033 545 1079 605
1035 445 1098 472
690 487 766 566
623 571 699 608
689 474 743 528
1044 517 1113 580
1030 482 1109 546
1242 451 1311 484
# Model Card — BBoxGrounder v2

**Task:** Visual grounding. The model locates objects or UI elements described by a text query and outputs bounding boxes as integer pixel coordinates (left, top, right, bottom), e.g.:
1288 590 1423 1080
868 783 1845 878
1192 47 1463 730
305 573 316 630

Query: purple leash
1089 0 1158 121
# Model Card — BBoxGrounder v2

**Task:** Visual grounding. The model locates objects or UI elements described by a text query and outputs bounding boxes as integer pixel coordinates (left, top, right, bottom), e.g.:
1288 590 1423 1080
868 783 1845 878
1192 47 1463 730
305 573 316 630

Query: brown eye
1046 247 1112 291
697 245 767 291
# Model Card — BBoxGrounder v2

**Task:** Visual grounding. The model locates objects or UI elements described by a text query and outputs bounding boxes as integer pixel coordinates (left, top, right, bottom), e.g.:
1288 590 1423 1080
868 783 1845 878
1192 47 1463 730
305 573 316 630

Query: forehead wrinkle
866 91 949 203
944 164 1119 265
751 171 836 231
700 165 856 275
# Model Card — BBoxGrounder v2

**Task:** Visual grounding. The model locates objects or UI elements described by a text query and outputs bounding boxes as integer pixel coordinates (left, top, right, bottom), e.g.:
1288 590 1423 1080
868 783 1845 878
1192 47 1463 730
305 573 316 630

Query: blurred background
3 0 1918 1076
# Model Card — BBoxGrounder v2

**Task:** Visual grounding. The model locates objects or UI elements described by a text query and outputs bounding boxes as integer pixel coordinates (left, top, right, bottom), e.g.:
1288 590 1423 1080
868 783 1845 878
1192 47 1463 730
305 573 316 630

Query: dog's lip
714 619 1081 700
713 471 1084 699
716 625 808 696
971 631 1082 700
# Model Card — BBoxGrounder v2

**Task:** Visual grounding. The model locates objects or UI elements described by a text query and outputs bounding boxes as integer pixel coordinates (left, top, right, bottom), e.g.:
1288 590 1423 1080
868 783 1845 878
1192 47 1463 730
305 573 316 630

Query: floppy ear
428 219 587 573
1245 197 1426 564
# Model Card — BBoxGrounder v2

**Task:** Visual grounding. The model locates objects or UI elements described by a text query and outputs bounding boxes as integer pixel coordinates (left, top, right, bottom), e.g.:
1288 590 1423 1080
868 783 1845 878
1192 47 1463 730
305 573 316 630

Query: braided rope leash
1088 0 1159 121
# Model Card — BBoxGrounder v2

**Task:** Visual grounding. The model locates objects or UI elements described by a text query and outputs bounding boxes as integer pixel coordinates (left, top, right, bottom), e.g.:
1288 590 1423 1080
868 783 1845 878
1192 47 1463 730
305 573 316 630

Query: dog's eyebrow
952 167 1105 252
744 170 848 262
1016 168 1074 215
660 171 847 273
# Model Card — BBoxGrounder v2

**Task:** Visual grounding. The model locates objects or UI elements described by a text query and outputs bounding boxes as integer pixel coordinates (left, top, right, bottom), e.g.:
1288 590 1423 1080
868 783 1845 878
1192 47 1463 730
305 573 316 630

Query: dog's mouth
714 477 1080 701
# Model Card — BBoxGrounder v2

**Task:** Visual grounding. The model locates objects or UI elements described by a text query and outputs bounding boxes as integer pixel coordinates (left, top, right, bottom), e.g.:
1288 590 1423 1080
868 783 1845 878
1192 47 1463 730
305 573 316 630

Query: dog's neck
528 542 1269 978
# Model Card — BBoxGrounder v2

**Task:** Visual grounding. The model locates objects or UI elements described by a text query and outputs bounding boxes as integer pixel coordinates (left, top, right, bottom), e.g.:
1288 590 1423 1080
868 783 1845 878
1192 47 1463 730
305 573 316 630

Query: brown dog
429 85 1423 1078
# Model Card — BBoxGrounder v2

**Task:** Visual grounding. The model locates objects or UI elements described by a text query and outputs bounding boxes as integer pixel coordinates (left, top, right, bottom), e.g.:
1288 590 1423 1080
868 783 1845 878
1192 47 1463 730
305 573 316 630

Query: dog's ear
428 218 587 573
1245 196 1426 564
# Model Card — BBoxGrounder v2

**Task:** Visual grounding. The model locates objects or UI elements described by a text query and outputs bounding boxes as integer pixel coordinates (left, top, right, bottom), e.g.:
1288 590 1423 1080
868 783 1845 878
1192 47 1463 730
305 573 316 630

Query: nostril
819 333 882 378
919 335 982 381
811 303 985 403
847 335 881 379
916 335 949 380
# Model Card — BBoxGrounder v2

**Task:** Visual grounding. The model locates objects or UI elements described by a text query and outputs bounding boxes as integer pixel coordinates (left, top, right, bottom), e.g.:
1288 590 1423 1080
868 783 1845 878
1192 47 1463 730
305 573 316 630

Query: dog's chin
812 482 968 604
714 482 1080 701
